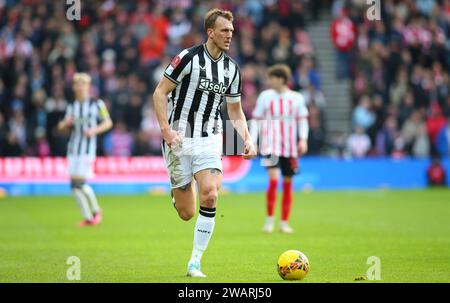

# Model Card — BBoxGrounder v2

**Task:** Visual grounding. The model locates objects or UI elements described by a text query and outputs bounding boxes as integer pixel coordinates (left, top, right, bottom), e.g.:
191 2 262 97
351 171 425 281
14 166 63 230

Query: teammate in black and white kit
58 73 113 227
153 9 256 277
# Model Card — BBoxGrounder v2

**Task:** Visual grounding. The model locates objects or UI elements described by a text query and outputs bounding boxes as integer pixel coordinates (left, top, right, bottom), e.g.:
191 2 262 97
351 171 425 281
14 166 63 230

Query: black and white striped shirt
65 99 110 158
164 44 241 138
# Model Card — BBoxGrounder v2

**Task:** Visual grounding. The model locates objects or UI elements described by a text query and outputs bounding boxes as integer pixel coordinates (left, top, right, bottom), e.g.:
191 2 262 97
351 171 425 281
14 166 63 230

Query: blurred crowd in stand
1 0 449 160
330 0 450 159
0 0 327 157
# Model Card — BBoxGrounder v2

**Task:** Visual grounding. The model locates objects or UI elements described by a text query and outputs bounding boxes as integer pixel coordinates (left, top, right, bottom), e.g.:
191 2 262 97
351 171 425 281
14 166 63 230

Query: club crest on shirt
170 55 181 68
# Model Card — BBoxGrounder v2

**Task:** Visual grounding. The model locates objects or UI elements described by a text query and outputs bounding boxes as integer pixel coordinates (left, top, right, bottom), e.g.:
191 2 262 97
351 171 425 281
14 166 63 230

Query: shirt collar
203 44 224 62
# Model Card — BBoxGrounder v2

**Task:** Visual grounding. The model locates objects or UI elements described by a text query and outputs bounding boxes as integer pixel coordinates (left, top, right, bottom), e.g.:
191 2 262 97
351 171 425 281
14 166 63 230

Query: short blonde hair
204 8 233 32
73 72 92 84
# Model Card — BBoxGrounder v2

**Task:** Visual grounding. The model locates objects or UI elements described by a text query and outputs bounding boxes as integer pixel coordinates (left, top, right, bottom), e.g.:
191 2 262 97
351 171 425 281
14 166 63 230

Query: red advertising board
0 156 251 183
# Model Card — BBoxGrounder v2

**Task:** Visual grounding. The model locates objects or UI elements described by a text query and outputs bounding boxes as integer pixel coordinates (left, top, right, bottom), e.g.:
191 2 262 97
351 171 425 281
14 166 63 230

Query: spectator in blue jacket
435 116 450 157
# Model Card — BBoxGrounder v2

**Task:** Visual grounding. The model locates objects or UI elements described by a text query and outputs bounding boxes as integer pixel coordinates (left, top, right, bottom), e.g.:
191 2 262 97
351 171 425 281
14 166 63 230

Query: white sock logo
197 229 211 234
66 256 81 281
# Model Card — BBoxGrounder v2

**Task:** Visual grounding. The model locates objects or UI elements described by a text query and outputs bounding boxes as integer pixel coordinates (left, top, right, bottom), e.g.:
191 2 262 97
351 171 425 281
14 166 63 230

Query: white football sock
280 220 289 227
73 189 93 221
266 216 275 224
190 207 216 264
82 184 100 213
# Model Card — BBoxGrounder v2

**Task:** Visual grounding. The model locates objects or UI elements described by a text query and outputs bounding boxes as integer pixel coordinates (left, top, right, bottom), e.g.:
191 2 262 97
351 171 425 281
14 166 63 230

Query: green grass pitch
0 189 449 283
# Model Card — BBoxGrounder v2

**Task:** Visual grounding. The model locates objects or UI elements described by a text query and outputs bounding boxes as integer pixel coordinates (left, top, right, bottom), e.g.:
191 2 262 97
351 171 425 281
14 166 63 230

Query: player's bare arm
297 114 309 156
84 118 113 138
153 77 182 148
298 138 308 156
57 116 73 133
227 101 257 159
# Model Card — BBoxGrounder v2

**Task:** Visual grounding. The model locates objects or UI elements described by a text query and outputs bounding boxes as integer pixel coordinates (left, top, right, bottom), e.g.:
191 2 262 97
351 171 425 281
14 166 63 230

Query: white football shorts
162 134 223 189
67 155 95 179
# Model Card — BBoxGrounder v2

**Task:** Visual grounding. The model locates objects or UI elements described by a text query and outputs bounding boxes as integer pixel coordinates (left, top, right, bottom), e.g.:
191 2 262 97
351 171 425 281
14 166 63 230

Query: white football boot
186 262 206 278
262 217 275 233
280 221 294 234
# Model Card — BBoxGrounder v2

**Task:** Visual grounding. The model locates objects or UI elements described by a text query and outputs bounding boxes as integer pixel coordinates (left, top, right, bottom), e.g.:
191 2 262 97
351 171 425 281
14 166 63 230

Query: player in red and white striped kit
251 64 309 233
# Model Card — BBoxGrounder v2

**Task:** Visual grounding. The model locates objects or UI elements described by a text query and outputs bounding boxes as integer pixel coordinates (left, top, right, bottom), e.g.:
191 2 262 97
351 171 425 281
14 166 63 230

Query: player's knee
71 179 85 190
268 169 279 180
200 186 218 208
178 209 195 221
283 176 292 182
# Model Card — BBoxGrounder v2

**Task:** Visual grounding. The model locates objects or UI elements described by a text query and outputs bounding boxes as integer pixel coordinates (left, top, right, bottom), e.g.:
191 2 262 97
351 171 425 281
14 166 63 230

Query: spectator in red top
134 3 169 66
139 26 167 66
150 4 169 40
426 103 446 146
427 157 446 187
330 8 356 79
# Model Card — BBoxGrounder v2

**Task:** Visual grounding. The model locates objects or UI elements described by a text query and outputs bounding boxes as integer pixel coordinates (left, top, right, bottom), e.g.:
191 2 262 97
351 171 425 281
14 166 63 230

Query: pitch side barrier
0 156 448 196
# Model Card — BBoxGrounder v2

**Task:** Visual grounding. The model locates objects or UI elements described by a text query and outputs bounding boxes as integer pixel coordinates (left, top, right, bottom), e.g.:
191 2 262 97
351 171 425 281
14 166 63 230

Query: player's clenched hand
64 116 74 128
163 128 182 149
298 139 308 156
242 139 257 160
84 128 96 138
58 116 73 132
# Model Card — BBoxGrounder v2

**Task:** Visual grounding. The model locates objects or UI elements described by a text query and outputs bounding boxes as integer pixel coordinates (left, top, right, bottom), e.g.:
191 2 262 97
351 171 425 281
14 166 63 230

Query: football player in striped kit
153 9 256 277
251 64 309 234
58 73 113 227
